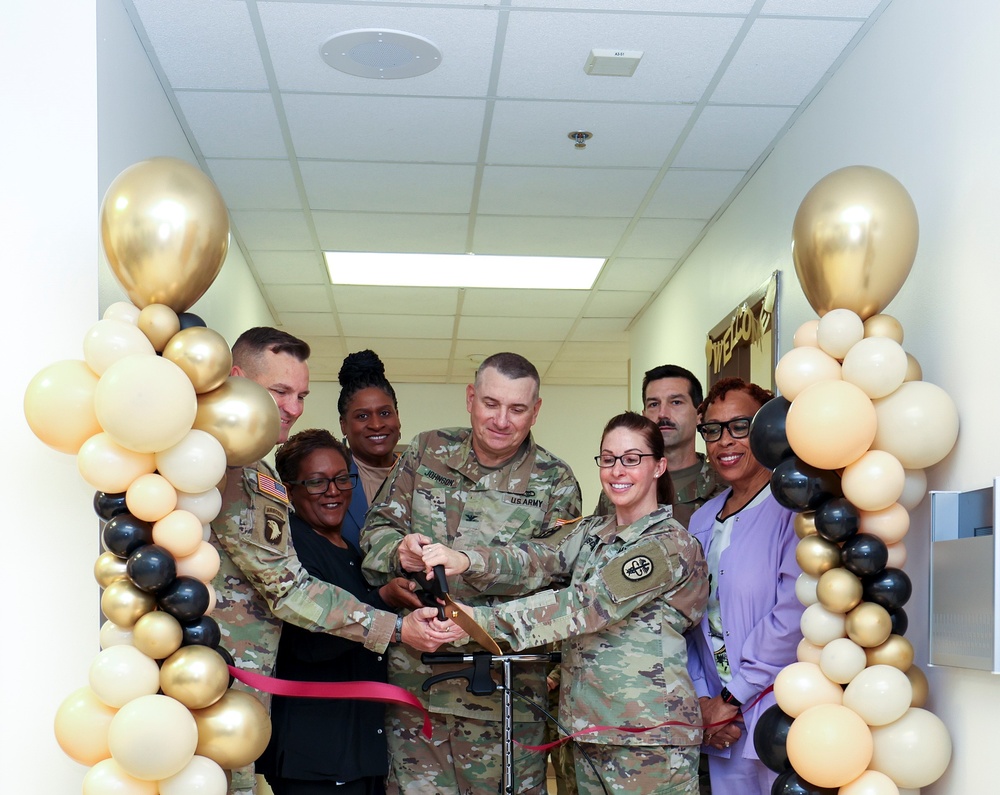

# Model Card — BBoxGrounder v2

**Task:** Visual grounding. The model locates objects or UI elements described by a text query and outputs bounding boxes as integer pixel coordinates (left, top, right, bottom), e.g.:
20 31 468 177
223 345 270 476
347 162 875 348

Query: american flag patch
257 473 289 504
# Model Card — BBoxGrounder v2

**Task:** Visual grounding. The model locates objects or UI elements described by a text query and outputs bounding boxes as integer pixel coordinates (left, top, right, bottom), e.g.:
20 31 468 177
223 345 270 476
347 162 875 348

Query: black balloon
214 645 236 687
753 704 794 774
182 615 221 648
862 567 912 611
889 607 909 636
771 769 836 795
178 312 207 329
126 544 177 593
158 576 210 622
94 491 129 522
770 457 842 512
841 533 889 577
814 497 860 543
102 513 154 559
749 397 794 470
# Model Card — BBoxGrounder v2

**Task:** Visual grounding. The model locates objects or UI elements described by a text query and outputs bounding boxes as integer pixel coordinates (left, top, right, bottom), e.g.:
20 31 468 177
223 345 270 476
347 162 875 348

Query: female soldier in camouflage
419 412 709 795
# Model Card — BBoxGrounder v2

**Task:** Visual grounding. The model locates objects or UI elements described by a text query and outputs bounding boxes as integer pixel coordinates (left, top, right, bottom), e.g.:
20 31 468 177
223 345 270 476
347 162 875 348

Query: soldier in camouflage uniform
361 352 582 795
210 328 453 795
424 412 709 795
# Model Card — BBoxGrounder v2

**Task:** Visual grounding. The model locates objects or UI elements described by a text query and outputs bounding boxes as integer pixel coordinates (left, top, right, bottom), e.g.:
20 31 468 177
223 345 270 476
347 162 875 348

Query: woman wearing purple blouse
685 378 804 794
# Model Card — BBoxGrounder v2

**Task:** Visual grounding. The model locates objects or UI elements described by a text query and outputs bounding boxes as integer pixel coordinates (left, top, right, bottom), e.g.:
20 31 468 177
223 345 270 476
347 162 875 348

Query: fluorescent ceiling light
325 252 605 290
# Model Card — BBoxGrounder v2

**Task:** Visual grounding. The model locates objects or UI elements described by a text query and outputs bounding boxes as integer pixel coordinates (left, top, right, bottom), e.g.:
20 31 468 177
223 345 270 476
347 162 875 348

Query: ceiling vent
321 29 442 79
584 49 643 77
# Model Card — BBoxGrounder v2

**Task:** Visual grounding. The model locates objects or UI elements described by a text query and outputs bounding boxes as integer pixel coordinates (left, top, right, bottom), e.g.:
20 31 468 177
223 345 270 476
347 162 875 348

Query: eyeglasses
594 453 657 468
697 417 752 442
287 474 358 494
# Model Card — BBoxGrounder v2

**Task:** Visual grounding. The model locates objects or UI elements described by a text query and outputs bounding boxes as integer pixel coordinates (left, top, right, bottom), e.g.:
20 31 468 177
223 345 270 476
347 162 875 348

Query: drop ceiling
121 0 890 385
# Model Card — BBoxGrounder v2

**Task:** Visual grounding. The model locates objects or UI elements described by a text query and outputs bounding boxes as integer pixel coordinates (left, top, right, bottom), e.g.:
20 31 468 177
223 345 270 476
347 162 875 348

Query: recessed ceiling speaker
320 29 442 79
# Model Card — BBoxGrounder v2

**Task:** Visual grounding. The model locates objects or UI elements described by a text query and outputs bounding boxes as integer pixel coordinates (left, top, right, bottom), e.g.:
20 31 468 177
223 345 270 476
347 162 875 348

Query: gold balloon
845 601 893 648
792 166 918 320
795 511 818 539
816 568 863 613
867 633 915 672
904 351 923 381
194 377 280 467
162 327 233 394
137 304 181 352
160 646 229 709
132 611 184 660
863 313 904 343
100 580 157 629
905 663 928 706
192 690 272 769
100 157 229 313
795 535 842 578
94 551 129 589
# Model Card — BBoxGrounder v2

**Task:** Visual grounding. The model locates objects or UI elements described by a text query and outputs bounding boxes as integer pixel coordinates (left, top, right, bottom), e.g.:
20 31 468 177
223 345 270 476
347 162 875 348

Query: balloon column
24 158 278 794
751 166 955 795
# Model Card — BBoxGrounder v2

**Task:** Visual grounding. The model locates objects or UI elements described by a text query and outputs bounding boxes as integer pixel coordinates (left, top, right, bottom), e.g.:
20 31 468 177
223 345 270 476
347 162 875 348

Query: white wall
632 0 997 790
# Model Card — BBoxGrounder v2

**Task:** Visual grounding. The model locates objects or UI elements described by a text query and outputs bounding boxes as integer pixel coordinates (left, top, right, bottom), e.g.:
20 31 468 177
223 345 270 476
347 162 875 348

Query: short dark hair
276 428 349 484
697 377 774 417
642 364 703 408
601 411 674 506
337 349 397 418
232 327 310 373
475 352 540 395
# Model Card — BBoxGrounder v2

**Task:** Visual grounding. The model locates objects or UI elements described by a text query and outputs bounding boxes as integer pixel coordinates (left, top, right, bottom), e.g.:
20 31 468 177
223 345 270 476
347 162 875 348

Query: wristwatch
394 614 403 644
720 687 743 708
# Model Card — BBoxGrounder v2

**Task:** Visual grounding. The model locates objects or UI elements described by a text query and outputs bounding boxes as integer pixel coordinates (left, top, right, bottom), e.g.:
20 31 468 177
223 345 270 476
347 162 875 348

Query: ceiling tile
478 166 656 217
205 158 302 210
313 212 469 254
571 318 630 342
453 340 563 362
346 338 454 359
557 340 630 361
340 314 455 339
264 284 332 313
584 290 650 318
175 92 286 158
545 360 629 380
645 169 746 219
383 359 450 378
458 316 576 341
618 218 708 259
301 162 476 213
597 258 677 292
512 0 754 9
299 336 346 359
673 105 796 169
761 0 883 17
462 289 590 318
231 210 314 250
332 286 460 316
278 311 339 335
252 251 328 285
472 216 629 256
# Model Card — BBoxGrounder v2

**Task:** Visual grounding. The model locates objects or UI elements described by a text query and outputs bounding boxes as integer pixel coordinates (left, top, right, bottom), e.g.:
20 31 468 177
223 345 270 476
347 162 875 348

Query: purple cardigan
686 488 803 760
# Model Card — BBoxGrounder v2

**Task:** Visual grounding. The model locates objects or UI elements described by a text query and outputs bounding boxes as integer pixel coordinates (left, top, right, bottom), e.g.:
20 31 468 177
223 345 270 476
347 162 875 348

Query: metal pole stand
422 651 557 795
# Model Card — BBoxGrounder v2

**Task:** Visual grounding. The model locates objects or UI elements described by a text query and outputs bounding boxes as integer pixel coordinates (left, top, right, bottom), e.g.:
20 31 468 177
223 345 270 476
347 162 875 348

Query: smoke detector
321 30 442 79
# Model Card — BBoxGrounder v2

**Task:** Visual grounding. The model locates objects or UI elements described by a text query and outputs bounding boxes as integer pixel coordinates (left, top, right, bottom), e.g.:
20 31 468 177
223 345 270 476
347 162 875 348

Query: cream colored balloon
863 314 904 344
903 352 923 382
107 694 199 781
846 602 893 648
793 319 820 348
843 664 912 726
175 541 222 583
797 638 825 665
83 318 155 375
866 634 915 672
801 603 848 646
78 433 157 493
774 661 843 718
95 354 198 454
162 326 233 394
786 380 877 470
153 509 204 558
23 360 102 455
158 755 228 795
99 620 135 649
842 336 908 399
204 582 218 615
885 542 908 569
176 487 223 524
898 469 927 511
54 686 118 766
132 611 184 660
816 568 863 613
819 637 868 684
869 709 952 789
89 645 161 708
83 758 158 795
126 473 178 522
842 450 905 512
859 503 910 545
137 303 181 352
817 308 864 360
838 769 901 795
873 382 959 469
795 572 820 606
774 346 842 401
155 429 228 494
103 301 141 325
786 703 873 788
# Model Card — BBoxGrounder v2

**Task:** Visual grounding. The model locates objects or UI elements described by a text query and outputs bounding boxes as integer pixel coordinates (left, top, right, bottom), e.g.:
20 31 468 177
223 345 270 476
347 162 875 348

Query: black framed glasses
594 453 657 468
287 474 358 494
697 417 752 442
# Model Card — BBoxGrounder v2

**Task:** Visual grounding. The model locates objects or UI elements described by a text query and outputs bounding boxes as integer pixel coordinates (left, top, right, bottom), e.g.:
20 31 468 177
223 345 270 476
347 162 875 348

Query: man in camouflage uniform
209 327 451 795
361 352 583 794
595 364 723 528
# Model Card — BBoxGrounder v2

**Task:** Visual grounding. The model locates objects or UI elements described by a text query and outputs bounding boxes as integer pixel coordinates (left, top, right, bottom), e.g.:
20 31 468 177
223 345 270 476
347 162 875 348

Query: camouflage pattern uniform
209 461 399 793
593 453 723 529
465 506 709 795
361 427 582 794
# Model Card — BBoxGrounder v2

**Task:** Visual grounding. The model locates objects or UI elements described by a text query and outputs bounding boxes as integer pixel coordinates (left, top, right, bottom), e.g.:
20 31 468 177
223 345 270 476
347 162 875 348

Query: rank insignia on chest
255 472 289 504
622 554 654 581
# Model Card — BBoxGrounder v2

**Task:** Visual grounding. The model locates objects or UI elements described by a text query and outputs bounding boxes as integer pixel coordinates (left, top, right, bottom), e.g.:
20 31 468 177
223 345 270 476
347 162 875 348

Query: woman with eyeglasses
257 428 412 795
685 377 804 795
416 412 709 794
